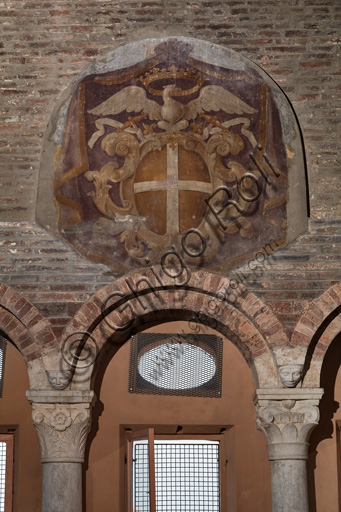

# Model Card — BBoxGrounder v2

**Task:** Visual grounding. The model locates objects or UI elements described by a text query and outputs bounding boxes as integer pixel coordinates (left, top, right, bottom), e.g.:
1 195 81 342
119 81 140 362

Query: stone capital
27 391 95 463
254 388 323 461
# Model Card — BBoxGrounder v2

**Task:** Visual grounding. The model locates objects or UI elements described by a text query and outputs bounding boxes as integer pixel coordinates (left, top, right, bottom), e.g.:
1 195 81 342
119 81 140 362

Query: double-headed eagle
89 84 256 129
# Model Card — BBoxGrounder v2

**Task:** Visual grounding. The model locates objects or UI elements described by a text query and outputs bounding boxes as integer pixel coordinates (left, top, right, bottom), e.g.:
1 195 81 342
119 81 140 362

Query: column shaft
270 459 309 512
43 463 82 512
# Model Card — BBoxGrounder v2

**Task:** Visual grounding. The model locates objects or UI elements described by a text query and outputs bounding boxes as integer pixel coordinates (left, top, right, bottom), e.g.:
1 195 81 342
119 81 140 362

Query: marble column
254 388 323 512
27 390 95 512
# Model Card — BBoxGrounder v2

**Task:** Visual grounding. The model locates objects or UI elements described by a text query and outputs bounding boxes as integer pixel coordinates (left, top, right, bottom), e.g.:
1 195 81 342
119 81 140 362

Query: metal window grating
133 440 220 512
0 338 6 398
0 442 6 512
129 333 222 398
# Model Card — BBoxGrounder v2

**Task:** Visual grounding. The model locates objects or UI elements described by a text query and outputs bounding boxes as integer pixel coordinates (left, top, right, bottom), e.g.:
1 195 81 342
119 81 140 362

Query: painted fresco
52 39 290 272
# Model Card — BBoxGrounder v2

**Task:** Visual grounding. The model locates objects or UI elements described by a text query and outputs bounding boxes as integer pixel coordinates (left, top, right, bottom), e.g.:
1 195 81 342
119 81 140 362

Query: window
0 337 7 398
126 427 227 512
0 435 13 512
337 421 341 511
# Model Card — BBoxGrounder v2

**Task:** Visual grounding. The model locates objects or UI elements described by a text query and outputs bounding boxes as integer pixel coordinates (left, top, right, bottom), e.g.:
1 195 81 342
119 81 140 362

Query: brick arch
0 283 58 383
63 267 288 388
291 282 341 360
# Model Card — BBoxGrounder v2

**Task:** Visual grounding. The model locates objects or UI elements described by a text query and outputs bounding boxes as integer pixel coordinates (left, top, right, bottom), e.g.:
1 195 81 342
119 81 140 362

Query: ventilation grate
129 332 222 398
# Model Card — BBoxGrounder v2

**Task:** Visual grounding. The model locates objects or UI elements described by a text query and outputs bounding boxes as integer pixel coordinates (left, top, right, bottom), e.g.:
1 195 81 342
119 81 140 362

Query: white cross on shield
133 143 213 236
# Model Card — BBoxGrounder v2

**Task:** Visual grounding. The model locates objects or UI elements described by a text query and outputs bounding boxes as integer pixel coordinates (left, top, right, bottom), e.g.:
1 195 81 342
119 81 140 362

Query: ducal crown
138 64 206 96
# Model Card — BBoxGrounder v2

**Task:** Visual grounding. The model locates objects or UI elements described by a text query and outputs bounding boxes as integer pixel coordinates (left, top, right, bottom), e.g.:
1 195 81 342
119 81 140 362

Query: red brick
300 61 331 67
0 1 339 374
291 330 310 347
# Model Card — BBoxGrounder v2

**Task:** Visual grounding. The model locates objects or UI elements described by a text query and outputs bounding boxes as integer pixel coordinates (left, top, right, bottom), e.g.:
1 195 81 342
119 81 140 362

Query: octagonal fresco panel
37 37 307 274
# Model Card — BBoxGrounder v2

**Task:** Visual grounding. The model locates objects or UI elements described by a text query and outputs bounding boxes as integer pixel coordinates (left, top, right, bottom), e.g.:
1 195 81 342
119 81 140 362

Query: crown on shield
138 64 207 96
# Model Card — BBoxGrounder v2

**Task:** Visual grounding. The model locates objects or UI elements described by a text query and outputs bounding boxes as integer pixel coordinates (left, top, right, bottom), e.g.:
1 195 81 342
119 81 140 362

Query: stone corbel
274 347 306 388
254 388 324 460
27 390 95 463
46 369 73 390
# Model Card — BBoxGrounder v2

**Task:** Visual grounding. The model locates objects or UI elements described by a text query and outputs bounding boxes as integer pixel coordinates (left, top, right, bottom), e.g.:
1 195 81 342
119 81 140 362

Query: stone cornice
253 388 324 404
27 390 96 405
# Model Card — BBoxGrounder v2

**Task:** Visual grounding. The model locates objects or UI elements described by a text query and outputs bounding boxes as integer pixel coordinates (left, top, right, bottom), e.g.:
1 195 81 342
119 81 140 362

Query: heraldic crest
53 39 288 272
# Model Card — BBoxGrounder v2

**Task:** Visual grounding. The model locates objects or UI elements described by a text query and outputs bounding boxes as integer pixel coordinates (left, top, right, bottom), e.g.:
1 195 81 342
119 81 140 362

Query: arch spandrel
37 37 307 275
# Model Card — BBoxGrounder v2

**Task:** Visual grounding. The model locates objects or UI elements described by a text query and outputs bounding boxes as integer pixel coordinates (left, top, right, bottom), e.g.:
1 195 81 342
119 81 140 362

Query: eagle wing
88 86 161 120
184 85 257 120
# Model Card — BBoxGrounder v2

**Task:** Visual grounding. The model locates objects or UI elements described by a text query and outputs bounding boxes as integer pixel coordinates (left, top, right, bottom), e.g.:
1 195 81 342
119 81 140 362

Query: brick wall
0 0 340 338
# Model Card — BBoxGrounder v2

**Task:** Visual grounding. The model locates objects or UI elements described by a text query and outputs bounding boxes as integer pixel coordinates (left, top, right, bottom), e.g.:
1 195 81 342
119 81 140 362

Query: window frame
0 434 14 512
337 420 341 511
125 426 228 512
126 428 156 512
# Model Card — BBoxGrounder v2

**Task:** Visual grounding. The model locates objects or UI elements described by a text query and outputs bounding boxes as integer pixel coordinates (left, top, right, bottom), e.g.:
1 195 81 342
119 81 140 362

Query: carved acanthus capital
27 391 95 464
254 388 323 460
31 402 91 463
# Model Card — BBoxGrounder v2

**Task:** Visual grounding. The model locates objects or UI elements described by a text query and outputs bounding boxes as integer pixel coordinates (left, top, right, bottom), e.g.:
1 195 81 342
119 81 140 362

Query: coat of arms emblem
48 39 294 272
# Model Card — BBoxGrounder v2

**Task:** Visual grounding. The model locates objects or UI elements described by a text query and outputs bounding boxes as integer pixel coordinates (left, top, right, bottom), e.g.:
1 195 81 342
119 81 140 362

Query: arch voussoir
289 283 341 388
63 268 286 389
0 283 60 388
291 283 341 356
